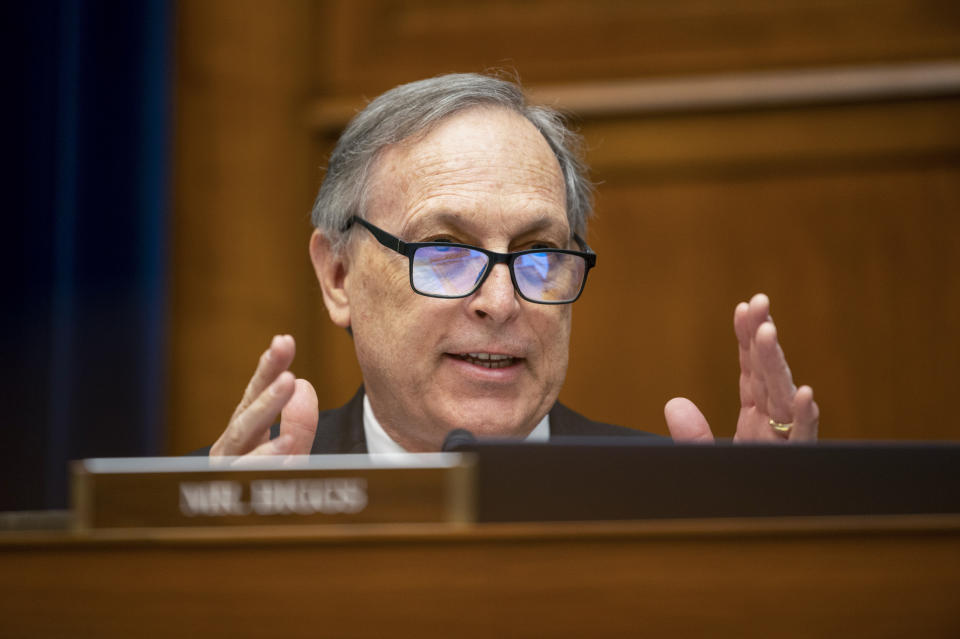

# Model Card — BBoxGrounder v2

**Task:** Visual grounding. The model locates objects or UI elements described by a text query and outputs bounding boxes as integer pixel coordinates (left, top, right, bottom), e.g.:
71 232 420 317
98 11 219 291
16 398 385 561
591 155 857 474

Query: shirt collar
362 393 550 454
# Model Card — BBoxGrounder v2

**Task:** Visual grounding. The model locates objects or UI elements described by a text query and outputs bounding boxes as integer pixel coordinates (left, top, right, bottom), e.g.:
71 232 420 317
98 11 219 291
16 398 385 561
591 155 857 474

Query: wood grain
2 517 959 638
317 0 960 93
170 0 325 453
562 99 960 438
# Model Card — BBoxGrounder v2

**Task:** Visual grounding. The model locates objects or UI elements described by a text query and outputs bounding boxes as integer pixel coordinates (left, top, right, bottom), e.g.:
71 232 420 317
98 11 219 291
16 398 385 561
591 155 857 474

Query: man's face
337 106 574 451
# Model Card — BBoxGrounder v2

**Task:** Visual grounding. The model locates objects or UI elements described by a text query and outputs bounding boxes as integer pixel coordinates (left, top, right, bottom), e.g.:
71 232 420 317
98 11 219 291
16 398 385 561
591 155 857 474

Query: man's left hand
664 293 819 443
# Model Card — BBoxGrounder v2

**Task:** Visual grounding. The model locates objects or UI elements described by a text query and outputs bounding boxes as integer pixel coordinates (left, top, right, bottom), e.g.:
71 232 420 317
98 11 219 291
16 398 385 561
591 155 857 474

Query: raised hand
665 294 819 443
209 335 319 457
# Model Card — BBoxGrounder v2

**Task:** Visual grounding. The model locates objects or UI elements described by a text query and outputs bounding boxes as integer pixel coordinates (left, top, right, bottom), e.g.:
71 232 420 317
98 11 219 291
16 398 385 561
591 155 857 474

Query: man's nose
467 263 521 322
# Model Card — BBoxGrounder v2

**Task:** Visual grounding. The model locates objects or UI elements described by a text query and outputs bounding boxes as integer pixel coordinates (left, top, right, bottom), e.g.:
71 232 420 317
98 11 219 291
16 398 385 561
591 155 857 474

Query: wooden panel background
170 0 960 452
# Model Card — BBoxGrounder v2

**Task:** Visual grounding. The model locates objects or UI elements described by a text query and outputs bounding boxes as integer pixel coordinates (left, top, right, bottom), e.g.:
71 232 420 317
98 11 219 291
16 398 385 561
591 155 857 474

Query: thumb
279 378 319 454
664 397 715 443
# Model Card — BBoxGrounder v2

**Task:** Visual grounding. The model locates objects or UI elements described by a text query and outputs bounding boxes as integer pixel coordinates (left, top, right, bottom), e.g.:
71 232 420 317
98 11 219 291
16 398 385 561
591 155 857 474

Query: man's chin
433 400 547 440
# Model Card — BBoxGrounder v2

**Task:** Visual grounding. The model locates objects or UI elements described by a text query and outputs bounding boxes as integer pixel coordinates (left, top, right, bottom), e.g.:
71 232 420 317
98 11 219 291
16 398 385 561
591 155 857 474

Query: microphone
442 428 477 452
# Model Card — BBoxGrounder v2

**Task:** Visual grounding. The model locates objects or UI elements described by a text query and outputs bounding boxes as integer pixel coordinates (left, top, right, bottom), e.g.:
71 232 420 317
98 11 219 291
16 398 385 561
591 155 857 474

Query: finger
212 371 296 456
755 322 797 423
279 378 320 454
244 434 295 458
225 436 297 468
748 350 769 415
790 385 819 442
232 335 296 421
664 397 715 443
734 301 752 355
734 302 754 406
746 294 772 412
747 293 771 336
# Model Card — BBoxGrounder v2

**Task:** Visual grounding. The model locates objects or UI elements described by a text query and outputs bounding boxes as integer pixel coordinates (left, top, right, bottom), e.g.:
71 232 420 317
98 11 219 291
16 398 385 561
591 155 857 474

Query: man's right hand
210 335 319 457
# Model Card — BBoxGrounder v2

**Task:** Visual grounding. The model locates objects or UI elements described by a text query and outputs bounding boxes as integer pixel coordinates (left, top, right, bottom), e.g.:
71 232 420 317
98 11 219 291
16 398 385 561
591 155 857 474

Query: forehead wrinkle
402 159 562 208
402 155 564 216
399 178 567 242
365 107 568 238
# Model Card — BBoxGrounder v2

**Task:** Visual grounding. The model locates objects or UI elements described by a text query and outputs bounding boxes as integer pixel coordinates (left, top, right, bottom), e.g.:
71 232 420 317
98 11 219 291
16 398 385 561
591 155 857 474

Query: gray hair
310 73 593 251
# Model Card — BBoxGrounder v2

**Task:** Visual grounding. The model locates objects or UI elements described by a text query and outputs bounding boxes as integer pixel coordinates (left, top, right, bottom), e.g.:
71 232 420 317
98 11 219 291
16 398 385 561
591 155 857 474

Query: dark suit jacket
308 387 656 454
191 387 656 456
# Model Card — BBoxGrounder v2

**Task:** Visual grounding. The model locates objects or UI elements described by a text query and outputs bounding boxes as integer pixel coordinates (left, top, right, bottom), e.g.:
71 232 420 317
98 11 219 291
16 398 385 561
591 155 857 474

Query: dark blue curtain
5 0 172 510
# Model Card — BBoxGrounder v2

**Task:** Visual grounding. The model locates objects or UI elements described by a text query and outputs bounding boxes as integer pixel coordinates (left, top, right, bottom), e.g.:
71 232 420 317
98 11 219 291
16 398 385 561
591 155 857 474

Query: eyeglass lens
411 245 586 302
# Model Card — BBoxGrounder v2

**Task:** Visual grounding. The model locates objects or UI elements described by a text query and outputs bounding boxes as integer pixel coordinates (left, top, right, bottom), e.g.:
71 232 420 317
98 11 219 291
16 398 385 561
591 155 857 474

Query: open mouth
452 352 519 369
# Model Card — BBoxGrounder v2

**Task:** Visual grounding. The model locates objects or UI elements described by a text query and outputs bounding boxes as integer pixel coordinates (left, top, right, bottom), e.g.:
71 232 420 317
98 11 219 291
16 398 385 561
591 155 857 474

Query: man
208 73 819 458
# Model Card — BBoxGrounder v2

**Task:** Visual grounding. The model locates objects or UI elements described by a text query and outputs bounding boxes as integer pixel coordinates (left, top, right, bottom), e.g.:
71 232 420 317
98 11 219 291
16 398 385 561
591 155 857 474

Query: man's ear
310 229 351 329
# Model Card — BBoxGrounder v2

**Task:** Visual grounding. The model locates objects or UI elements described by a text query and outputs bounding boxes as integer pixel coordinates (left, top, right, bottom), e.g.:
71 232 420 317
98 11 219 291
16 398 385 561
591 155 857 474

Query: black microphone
442 428 477 452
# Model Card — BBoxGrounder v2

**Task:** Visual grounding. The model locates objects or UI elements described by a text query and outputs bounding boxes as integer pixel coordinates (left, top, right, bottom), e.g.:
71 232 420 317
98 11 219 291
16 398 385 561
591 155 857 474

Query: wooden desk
2 515 958 638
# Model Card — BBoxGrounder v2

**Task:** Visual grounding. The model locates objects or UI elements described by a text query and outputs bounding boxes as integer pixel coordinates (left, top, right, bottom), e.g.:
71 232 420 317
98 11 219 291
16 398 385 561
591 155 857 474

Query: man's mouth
452 352 519 369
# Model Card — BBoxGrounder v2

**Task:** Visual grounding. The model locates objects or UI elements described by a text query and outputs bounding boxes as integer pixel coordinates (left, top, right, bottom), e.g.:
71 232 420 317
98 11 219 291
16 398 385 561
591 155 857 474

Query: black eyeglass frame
343 216 597 304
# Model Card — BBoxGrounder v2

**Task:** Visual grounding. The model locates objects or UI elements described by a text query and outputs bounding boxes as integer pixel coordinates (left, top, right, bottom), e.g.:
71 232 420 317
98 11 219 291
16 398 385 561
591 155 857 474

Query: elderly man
208 73 818 458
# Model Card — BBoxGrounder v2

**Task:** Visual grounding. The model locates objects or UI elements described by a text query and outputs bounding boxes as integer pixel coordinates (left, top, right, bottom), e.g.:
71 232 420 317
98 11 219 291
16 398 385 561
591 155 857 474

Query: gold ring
768 418 793 436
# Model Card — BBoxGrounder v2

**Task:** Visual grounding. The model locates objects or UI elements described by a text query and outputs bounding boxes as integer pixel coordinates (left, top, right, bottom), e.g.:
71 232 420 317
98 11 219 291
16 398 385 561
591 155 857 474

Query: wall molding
305 60 960 132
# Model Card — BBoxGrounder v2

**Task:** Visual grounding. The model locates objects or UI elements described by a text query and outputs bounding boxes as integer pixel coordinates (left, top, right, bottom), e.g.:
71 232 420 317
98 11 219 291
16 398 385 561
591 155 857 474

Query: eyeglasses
344 216 596 304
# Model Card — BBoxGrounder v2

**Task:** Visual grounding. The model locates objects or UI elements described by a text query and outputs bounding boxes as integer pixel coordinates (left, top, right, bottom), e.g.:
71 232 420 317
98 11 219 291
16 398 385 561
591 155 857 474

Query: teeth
467 353 511 361
459 353 516 368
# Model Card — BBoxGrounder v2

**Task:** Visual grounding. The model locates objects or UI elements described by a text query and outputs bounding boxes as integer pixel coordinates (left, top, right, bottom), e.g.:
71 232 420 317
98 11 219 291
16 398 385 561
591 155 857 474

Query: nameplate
71 454 475 530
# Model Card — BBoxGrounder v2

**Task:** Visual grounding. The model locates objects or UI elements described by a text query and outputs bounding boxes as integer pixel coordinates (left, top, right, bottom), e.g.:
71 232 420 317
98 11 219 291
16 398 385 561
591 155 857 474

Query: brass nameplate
71 454 475 530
